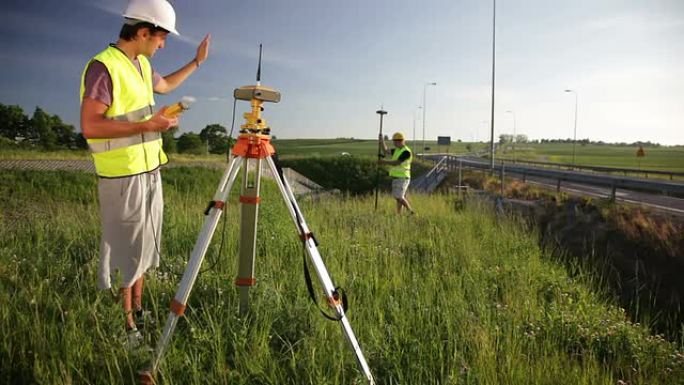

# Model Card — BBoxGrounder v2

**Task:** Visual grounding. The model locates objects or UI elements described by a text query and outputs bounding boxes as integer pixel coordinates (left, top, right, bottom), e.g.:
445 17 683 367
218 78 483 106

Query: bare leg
395 199 402 213
120 287 135 330
399 197 414 214
132 276 144 311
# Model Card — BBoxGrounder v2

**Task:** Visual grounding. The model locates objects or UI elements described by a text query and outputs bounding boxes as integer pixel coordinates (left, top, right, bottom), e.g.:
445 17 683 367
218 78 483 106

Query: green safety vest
79 45 168 178
389 145 412 179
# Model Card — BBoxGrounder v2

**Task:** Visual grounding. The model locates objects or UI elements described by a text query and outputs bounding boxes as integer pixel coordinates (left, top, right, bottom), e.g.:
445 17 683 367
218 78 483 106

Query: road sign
437 136 451 146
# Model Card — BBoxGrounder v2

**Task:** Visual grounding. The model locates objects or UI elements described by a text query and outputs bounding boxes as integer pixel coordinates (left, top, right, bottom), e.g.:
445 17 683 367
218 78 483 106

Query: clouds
0 0 682 144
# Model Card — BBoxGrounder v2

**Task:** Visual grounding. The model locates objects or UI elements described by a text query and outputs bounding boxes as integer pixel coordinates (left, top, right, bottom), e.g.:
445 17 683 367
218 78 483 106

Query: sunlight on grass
1 168 683 384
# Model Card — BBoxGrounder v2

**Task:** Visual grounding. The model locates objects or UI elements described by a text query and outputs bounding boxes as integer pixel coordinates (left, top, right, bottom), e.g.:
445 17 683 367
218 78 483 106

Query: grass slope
1 168 683 384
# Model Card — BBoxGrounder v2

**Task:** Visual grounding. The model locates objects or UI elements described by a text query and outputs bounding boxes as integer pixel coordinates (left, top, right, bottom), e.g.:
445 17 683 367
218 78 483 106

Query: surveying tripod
139 84 375 384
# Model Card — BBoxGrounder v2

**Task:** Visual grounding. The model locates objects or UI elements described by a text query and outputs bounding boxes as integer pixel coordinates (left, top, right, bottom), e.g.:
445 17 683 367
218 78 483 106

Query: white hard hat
123 0 179 35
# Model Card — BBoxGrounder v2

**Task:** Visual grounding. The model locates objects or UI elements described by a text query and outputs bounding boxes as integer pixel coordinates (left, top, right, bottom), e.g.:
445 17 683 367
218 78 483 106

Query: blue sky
0 0 682 145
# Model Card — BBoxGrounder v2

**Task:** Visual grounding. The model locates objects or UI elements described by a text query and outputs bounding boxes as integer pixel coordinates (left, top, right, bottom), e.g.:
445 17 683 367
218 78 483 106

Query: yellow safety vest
79 45 168 178
389 145 412 179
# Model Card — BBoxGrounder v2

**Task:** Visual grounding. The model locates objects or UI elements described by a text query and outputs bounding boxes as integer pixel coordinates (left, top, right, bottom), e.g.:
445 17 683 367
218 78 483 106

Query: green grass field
498 143 684 172
271 138 471 158
2 140 682 173
1 168 683 384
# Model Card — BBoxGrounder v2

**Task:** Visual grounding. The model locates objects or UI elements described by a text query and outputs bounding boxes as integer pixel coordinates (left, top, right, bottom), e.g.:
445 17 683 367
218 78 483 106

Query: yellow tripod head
233 44 281 136
234 85 281 135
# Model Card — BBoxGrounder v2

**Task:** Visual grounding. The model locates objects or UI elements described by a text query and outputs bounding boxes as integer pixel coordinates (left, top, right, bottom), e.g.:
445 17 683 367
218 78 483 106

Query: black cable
270 153 347 320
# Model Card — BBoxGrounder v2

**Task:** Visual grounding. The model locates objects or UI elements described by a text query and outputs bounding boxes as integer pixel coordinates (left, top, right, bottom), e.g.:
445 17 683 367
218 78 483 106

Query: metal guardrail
410 156 449 193
493 157 684 181
423 155 684 199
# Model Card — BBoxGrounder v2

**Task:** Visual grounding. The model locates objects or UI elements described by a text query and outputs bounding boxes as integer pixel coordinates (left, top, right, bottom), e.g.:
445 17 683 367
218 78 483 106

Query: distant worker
79 0 210 346
378 132 415 214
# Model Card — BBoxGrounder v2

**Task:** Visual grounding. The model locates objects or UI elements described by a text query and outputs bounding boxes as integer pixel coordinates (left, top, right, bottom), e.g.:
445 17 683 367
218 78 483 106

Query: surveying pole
374 108 387 211
139 46 375 385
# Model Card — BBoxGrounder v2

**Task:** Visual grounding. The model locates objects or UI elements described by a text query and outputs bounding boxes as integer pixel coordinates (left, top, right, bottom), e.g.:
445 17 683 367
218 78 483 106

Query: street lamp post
413 106 422 150
422 82 437 159
505 110 516 163
489 0 497 170
564 89 578 168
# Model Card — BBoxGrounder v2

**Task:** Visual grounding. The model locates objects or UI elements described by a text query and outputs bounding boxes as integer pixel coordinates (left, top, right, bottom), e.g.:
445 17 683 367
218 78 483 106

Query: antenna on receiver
256 43 262 84
233 44 281 103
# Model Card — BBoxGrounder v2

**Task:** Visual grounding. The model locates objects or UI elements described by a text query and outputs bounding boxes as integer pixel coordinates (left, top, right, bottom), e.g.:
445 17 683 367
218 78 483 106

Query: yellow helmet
392 132 405 140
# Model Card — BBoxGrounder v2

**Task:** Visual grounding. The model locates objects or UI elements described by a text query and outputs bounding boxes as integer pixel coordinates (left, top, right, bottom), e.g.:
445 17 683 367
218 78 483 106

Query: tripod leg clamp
327 290 343 307
299 232 319 246
235 277 257 286
204 200 225 215
170 299 186 316
239 196 261 205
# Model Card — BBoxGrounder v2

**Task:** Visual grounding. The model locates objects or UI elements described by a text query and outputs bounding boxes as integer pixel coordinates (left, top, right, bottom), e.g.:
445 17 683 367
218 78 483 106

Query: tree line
0 103 233 154
1 103 667 153
0 104 87 150
497 133 662 147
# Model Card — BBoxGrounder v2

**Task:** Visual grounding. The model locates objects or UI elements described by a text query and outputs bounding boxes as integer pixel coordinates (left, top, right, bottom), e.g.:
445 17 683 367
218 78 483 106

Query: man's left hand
196 34 211 65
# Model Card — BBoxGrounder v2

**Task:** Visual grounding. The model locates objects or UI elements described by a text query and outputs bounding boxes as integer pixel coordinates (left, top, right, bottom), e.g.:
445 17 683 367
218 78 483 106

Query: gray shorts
97 170 163 290
391 178 410 199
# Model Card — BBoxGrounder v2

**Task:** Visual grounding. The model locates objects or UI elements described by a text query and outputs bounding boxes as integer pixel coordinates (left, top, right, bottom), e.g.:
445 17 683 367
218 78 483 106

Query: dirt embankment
534 199 684 337
451 172 684 338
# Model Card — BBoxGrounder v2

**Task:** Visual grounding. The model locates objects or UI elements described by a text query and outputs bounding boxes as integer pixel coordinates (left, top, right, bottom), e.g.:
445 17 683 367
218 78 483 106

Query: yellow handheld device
163 96 196 118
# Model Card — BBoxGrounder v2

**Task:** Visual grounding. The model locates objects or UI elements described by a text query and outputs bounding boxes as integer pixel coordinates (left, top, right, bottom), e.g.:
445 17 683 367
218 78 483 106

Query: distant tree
0 136 16 149
498 134 513 144
199 124 228 154
74 133 88 150
162 126 179 154
515 134 528 144
0 104 28 141
49 114 78 149
177 132 205 154
30 107 59 150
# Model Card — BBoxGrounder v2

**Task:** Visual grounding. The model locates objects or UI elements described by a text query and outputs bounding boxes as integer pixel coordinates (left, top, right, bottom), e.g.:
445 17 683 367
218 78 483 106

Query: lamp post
505 110 516 163
422 82 437 159
564 89 578 168
489 0 497 170
413 105 422 150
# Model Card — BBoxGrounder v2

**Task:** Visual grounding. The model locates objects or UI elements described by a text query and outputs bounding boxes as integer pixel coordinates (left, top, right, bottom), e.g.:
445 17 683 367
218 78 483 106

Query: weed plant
1 168 683 384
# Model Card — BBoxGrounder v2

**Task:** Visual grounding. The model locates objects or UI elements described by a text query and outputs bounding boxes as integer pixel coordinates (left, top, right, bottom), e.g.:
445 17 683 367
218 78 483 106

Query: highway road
509 172 684 216
426 155 684 217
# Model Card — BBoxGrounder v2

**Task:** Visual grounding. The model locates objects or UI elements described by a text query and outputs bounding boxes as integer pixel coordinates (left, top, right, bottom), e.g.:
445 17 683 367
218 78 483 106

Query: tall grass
1 168 683 384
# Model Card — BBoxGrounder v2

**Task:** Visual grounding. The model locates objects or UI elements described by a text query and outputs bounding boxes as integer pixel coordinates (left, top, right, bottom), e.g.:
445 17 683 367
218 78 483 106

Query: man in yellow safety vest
79 0 210 346
378 132 415 214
